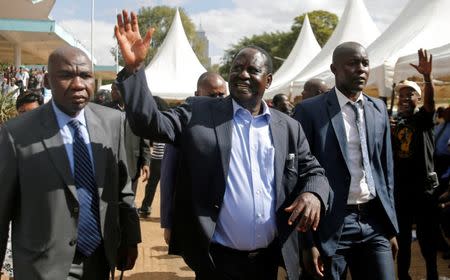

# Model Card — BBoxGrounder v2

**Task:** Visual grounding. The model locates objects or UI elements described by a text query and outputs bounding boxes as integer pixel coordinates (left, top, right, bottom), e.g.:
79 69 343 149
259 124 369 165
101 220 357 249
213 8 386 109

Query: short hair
16 92 43 110
272 93 287 107
234 45 273 74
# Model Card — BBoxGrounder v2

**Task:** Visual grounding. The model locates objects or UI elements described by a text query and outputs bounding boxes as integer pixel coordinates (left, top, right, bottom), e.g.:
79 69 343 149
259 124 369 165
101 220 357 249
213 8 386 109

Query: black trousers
396 188 440 280
140 158 162 211
195 241 282 280
68 245 109 280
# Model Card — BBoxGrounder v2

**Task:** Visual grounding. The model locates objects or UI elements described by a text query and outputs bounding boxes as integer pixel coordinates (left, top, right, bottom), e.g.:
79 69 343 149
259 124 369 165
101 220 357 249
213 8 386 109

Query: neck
337 86 361 102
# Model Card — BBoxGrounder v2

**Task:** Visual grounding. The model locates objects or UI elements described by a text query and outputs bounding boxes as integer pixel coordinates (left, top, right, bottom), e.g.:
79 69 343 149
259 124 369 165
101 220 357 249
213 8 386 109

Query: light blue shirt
52 101 94 176
212 99 277 250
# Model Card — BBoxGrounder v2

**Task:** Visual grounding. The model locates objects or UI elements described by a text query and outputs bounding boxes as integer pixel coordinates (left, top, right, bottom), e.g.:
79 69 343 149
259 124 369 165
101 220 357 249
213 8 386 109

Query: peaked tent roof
394 43 450 82
366 0 450 96
265 15 321 98
144 9 207 99
291 0 380 92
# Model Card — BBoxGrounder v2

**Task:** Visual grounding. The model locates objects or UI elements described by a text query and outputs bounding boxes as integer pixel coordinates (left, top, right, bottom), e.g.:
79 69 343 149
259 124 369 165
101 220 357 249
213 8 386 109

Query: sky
50 0 409 66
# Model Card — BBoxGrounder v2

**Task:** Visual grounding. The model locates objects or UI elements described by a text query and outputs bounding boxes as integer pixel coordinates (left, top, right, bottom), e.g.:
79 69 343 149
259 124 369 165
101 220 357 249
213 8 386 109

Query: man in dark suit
294 42 399 280
0 46 141 279
115 10 330 280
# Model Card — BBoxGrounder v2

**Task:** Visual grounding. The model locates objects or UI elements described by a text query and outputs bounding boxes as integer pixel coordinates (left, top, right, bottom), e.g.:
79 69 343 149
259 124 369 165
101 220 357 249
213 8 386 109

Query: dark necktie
349 101 376 196
68 119 101 256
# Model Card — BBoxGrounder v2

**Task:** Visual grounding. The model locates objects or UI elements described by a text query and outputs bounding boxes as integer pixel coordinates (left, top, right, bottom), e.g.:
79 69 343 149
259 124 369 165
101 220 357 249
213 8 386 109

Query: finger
429 53 433 65
123 10 131 32
117 13 125 34
409 63 419 71
131 11 138 33
287 204 305 225
297 207 312 232
312 206 321 231
143 27 155 47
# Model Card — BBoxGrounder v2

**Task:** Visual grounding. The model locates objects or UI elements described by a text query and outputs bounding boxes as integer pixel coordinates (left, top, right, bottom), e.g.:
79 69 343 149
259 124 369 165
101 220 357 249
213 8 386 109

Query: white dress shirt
335 88 375 204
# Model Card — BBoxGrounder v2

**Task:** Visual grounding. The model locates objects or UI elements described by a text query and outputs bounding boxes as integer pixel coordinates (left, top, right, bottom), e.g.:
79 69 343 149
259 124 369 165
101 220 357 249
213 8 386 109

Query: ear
43 73 51 89
265 73 273 89
194 90 199 96
330 63 336 75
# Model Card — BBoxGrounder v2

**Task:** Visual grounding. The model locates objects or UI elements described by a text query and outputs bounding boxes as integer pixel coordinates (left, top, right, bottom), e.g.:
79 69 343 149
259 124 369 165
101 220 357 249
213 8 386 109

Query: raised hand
114 10 155 71
410 48 432 77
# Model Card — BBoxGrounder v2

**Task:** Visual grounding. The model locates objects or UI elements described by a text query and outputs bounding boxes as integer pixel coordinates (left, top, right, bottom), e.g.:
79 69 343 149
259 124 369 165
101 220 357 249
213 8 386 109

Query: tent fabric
144 9 206 99
290 0 380 94
265 15 321 98
366 0 450 96
394 43 450 82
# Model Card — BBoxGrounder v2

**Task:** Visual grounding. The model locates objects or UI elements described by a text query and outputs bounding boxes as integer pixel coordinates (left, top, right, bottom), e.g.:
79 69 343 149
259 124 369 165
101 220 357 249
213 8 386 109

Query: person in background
137 96 169 218
301 78 329 101
272 93 293 116
15 91 44 114
391 49 440 280
160 72 227 245
105 82 151 194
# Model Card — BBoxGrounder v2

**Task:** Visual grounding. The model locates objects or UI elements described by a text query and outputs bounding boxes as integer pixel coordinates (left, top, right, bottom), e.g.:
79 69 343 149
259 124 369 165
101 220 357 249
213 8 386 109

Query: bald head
48 46 91 73
332 42 366 64
45 46 94 117
302 78 329 100
331 41 369 96
195 72 227 98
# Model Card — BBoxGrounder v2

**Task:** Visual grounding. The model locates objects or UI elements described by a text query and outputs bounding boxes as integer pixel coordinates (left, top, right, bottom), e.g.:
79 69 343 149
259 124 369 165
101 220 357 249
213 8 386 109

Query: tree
219 10 338 80
112 6 208 67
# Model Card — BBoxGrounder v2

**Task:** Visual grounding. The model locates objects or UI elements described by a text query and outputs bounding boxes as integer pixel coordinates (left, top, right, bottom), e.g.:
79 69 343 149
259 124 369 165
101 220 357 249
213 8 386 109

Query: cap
394 80 421 96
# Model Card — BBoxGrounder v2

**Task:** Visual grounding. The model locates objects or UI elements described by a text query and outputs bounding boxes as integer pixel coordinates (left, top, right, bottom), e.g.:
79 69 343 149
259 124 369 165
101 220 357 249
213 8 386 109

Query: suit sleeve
159 144 178 229
117 114 142 246
116 68 191 145
380 103 397 227
139 138 151 167
0 125 18 265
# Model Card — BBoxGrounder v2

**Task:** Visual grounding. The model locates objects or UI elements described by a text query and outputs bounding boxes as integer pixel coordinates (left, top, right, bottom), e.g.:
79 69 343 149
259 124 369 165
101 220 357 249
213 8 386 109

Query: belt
346 200 375 212
210 241 277 259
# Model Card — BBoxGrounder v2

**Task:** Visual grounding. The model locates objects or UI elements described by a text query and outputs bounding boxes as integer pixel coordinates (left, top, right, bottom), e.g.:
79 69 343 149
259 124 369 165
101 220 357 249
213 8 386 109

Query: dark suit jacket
293 88 399 256
118 68 330 279
0 102 141 280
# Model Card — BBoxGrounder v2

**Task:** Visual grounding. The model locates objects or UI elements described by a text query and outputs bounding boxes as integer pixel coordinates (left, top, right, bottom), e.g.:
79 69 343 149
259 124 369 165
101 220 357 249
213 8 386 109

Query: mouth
72 94 88 104
234 82 252 93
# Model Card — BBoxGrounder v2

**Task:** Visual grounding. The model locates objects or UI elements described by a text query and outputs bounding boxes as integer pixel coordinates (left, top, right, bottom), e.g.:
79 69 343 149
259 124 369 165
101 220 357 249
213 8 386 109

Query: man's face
17 101 40 115
196 77 227 98
111 83 122 102
46 50 94 117
332 46 369 94
397 87 420 117
275 95 293 115
228 48 272 108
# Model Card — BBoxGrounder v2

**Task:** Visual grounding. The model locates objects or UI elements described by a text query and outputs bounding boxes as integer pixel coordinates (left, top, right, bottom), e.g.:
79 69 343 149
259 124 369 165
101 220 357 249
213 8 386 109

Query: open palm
115 10 154 70
410 48 432 76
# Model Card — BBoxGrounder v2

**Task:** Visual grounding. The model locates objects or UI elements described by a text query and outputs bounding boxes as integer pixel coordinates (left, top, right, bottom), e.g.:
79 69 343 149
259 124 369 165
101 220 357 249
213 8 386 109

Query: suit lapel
84 105 106 199
212 97 234 184
327 89 350 171
363 96 376 158
39 103 78 201
269 111 287 209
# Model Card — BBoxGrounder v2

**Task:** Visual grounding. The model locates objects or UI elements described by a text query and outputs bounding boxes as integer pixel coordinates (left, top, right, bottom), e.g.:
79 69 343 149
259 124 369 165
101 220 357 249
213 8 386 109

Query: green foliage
0 92 17 124
112 6 208 67
219 10 338 80
291 10 338 47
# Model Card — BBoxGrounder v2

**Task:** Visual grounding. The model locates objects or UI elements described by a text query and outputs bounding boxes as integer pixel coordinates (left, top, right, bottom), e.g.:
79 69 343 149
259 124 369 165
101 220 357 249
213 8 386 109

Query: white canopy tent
144 9 207 99
366 0 450 97
394 43 450 83
265 15 321 99
290 0 380 94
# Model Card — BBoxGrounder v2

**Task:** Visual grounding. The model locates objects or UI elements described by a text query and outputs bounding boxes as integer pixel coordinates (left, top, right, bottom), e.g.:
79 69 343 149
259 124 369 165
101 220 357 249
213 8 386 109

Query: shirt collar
232 98 271 121
52 99 87 129
335 87 365 109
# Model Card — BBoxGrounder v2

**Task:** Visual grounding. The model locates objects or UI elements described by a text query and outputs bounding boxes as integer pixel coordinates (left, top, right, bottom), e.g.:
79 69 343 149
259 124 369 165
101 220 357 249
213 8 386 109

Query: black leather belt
346 200 375 212
210 241 278 259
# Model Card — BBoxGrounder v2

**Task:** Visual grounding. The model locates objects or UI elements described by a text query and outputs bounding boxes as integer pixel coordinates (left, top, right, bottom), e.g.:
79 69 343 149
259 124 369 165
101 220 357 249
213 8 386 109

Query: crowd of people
0 9 449 280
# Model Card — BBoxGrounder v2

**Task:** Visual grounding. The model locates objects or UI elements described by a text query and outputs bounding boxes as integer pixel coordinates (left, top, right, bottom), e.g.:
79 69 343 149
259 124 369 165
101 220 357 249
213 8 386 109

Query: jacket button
73 207 79 213
214 204 219 209
69 239 77 246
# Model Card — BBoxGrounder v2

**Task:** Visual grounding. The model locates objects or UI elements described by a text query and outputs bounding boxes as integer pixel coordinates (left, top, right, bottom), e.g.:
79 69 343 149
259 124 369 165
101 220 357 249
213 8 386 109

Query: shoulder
3 103 46 132
87 102 123 120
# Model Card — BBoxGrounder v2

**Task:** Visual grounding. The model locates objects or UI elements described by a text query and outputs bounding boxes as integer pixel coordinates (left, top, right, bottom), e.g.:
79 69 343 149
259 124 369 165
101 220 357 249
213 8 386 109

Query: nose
70 76 85 90
238 69 250 79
